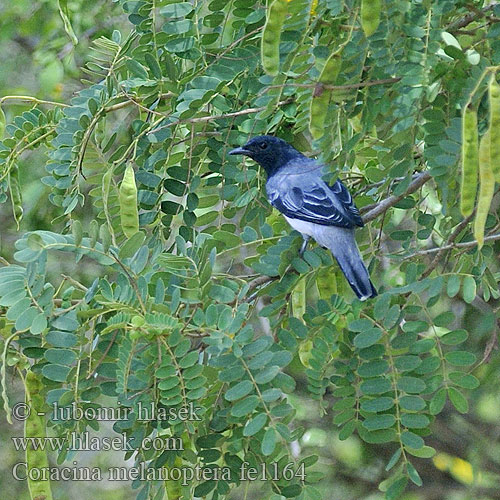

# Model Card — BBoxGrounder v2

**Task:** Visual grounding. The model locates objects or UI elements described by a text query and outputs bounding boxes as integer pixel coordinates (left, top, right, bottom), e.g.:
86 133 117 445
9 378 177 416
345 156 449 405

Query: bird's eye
259 142 268 150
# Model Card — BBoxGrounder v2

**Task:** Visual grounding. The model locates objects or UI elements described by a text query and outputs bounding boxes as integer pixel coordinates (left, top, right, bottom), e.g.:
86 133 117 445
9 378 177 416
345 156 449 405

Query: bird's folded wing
268 179 363 228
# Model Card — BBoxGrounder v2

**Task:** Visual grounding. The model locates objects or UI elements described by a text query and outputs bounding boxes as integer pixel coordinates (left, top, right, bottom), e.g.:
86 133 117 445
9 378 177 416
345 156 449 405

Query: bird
229 135 377 301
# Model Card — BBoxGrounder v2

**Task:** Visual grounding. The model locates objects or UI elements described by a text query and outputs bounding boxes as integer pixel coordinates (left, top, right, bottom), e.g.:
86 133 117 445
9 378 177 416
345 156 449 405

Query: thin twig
421 213 474 279
407 232 500 258
86 330 119 379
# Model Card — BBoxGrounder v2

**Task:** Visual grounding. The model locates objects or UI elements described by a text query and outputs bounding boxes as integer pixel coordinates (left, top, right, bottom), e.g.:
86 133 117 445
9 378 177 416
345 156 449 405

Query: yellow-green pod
489 78 500 182
316 266 337 300
309 51 342 140
25 371 53 500
474 131 494 249
361 0 381 37
261 0 288 76
9 166 23 229
292 277 306 320
460 106 479 217
119 164 139 239
298 339 313 368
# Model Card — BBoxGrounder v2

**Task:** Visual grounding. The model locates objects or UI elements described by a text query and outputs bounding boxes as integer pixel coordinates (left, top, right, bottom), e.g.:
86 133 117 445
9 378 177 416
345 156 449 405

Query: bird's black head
229 135 303 176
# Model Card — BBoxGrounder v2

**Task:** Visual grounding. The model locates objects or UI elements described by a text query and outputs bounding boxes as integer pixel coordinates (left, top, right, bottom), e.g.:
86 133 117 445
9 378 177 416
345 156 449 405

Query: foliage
0 1 500 499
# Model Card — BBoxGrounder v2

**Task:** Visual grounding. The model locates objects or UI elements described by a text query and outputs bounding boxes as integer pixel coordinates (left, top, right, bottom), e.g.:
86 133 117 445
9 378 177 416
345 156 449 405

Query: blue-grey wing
328 179 364 227
267 178 363 228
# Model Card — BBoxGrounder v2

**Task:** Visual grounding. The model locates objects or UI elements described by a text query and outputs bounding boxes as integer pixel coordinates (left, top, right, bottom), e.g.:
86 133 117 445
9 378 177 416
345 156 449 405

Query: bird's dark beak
229 146 250 156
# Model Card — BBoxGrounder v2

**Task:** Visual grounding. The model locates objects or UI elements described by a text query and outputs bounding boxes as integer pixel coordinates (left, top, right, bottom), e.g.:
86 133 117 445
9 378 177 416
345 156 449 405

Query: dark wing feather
268 178 362 228
328 179 364 227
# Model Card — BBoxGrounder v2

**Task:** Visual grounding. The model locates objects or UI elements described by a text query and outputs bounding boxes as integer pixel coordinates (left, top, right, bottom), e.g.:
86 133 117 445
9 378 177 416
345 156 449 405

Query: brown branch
147 99 294 137
361 171 432 223
447 2 500 31
480 320 499 365
264 77 402 96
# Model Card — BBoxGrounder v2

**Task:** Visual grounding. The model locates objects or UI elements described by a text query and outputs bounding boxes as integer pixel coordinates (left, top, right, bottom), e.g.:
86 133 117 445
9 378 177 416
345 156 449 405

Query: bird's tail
334 252 377 301
324 230 377 301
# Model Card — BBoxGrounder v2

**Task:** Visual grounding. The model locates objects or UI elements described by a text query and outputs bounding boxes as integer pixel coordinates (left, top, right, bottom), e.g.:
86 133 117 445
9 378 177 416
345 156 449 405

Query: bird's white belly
284 216 317 238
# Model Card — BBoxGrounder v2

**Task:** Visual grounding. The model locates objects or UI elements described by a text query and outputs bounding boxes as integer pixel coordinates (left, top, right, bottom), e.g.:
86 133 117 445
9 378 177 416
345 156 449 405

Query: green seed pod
261 0 288 76
309 50 342 140
489 78 500 182
119 164 139 239
25 371 53 500
460 106 479 217
316 266 337 300
9 166 23 229
0 105 6 139
292 277 306 320
474 131 494 249
361 0 381 37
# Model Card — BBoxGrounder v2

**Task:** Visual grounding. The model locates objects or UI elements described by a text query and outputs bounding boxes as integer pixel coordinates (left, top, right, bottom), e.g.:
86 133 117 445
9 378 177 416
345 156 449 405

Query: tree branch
447 2 500 31
361 171 432 223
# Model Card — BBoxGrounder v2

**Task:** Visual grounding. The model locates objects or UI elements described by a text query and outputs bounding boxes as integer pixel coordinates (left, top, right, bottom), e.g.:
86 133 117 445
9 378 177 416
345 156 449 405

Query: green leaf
358 427 396 444
255 365 280 384
447 275 461 297
394 355 422 372
360 377 392 395
362 414 396 430
45 348 76 365
209 284 236 303
448 372 480 389
405 445 436 458
385 448 402 471
406 461 423 486
448 387 469 413
399 395 426 411
353 327 383 349
126 59 149 79
42 363 71 382
361 397 394 413
225 380 253 401
385 476 407 500
119 231 145 259
400 413 430 429
445 351 476 366
231 395 259 417
261 427 277 456
243 413 267 436
15 306 39 332
462 276 476 303
397 376 426 394
160 2 194 17
358 359 389 377
440 329 468 345
401 431 424 449
429 388 447 415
